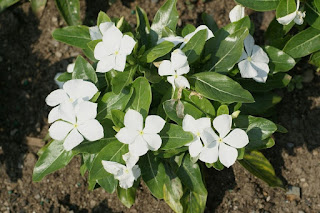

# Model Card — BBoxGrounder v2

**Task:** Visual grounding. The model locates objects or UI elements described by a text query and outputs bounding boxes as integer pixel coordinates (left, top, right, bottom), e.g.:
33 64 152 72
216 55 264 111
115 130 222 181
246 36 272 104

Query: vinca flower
238 35 270 83
94 22 136 73
45 79 98 123
277 0 306 25
102 152 141 189
182 114 212 159
157 25 214 49
89 26 103 40
229 5 245 22
49 101 104 151
115 109 165 157
158 49 190 89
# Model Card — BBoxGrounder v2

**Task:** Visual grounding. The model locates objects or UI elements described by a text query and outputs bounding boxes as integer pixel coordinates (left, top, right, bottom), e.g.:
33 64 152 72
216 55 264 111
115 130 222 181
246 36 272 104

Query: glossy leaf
97 175 117 193
57 72 72 82
111 110 125 128
0 0 19 12
181 189 207 213
239 150 284 188
202 12 219 34
117 184 137 208
276 0 296 18
265 18 294 49
74 137 117 154
97 11 111 26
241 93 282 115
181 30 207 64
160 124 194 150
181 24 196 37
217 105 229 116
33 140 76 182
309 51 320 67
235 0 280 11
140 41 174 63
55 0 81 26
53 26 91 49
264 46 295 73
306 1 320 30
111 65 137 94
136 6 151 47
72 55 98 83
283 27 320 58
30 0 47 16
192 72 254 104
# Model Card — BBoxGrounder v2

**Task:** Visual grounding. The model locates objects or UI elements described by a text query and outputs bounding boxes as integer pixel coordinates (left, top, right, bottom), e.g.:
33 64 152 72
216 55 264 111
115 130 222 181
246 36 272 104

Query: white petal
171 49 188 70
99 22 115 35
158 60 175 76
116 127 139 144
176 64 190 76
124 109 143 131
244 35 255 56
195 117 211 133
294 11 305 25
75 101 97 123
143 115 166 134
89 26 103 40
102 160 126 176
238 60 258 78
67 63 75 73
251 61 270 83
77 119 104 141
175 76 190 89
229 5 245 22
195 25 214 40
118 174 135 189
182 114 197 134
157 36 184 46
114 54 127 72
167 76 176 89
48 106 61 123
213 114 232 138
102 26 123 52
122 153 139 169
129 135 149 157
49 121 73 141
143 133 162 151
96 55 116 73
188 138 203 158
94 42 111 60
59 102 76 124
199 141 219 164
251 45 269 63
63 128 84 151
119 35 136 55
200 127 219 146
219 143 238 168
63 79 98 101
277 12 296 25
239 51 248 62
223 128 249 148
131 165 141 180
45 89 69 107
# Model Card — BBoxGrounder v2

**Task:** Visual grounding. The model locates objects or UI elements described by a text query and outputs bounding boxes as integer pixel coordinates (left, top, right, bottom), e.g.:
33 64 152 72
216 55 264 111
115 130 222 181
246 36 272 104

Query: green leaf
181 189 207 213
111 110 125 128
57 72 72 82
276 0 296 18
136 6 151 47
53 26 91 49
32 140 76 182
264 46 295 73
235 0 280 11
181 30 207 64
239 150 284 188
139 152 166 199
74 137 118 154
111 65 137 94
265 18 294 49
241 93 282 115
82 47 97 62
177 154 207 196
151 0 179 36
160 124 194 150
283 27 320 58
217 105 229 116
54 0 81 26
127 77 152 118
89 140 128 181
97 11 111 26
87 39 101 51
117 183 137 208
72 55 98 83
316 0 320 11
306 1 320 30
0 0 19 12
97 87 133 120
192 72 254 104
309 51 320 67
97 176 117 193
202 13 219 34
140 41 174 63
138 65 162 83
181 24 196 37
30 0 47 16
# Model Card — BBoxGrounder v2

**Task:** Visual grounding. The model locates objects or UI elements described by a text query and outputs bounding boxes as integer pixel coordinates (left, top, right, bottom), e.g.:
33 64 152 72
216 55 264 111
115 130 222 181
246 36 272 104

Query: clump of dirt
0 0 319 212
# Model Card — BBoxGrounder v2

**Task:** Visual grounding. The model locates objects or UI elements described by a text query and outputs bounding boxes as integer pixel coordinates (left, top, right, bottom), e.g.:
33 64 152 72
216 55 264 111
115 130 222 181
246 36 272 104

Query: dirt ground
0 0 319 212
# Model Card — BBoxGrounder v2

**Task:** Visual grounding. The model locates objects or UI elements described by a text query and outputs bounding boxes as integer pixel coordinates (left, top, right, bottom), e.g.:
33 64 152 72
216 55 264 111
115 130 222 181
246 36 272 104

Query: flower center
73 123 78 128
218 138 223 143
69 98 74 103
184 38 189 43
115 50 119 55
124 168 129 174
247 56 252 62
139 130 144 135
196 132 201 137
174 74 178 79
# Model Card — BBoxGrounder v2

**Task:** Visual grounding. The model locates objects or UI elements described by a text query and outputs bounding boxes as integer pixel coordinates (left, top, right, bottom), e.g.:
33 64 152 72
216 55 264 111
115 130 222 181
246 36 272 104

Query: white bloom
158 49 190 89
157 25 214 49
277 0 306 25
67 63 75 73
94 22 136 73
206 114 249 168
238 35 270 83
49 101 104 151
54 73 64 89
102 152 141 189
229 5 245 22
89 26 103 40
45 79 98 123
182 114 212 160
115 109 165 157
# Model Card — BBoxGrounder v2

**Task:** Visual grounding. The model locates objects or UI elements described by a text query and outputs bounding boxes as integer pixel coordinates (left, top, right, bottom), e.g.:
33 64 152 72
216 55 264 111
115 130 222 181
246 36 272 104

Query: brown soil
0 0 319 212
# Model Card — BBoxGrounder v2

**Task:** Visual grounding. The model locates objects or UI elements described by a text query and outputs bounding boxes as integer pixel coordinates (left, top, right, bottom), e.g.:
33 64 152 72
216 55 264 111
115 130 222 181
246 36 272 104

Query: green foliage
55 0 81 26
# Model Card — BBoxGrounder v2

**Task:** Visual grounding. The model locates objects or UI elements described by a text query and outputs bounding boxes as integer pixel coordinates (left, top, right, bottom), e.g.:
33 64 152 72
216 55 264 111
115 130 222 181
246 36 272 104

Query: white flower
158 49 190 89
67 63 75 73
277 0 306 25
229 5 245 22
94 22 136 73
238 35 270 83
206 114 249 168
102 152 141 189
157 25 214 49
89 26 103 40
45 79 98 123
49 101 104 151
115 109 165 157
182 114 212 160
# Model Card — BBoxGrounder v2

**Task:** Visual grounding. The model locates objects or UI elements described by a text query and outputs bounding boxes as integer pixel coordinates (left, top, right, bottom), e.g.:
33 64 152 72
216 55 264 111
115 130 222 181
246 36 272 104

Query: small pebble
55 52 62 58
286 186 301 201
34 194 40 200
300 178 306 182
